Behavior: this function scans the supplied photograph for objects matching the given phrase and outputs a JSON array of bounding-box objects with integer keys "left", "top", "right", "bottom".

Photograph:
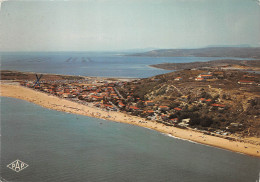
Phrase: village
[{"left": 19, "top": 69, "right": 260, "bottom": 139}]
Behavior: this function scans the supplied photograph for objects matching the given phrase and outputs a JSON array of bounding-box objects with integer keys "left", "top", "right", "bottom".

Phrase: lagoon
[{"left": 0, "top": 52, "right": 249, "bottom": 78}]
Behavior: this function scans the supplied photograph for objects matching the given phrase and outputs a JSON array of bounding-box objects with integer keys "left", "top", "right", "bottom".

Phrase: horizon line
[{"left": 1, "top": 46, "right": 260, "bottom": 53}]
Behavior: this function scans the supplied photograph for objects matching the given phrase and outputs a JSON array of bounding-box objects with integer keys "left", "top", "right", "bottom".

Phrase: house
[
  {"left": 129, "top": 106, "right": 140, "bottom": 110},
  {"left": 174, "top": 107, "right": 182, "bottom": 111},
  {"left": 199, "top": 98, "right": 206, "bottom": 102},
  {"left": 243, "top": 75, "right": 255, "bottom": 78},
  {"left": 146, "top": 110, "right": 154, "bottom": 116},
  {"left": 64, "top": 88, "right": 70, "bottom": 93},
  {"left": 91, "top": 95, "right": 103, "bottom": 101},
  {"left": 108, "top": 83, "right": 115, "bottom": 87},
  {"left": 211, "top": 103, "right": 225, "bottom": 107},
  {"left": 182, "top": 118, "right": 190, "bottom": 123},
  {"left": 159, "top": 106, "right": 170, "bottom": 111},
  {"left": 238, "top": 80, "right": 255, "bottom": 85},
  {"left": 230, "top": 123, "right": 240, "bottom": 127},
  {"left": 198, "top": 74, "right": 213, "bottom": 79},
  {"left": 195, "top": 77, "right": 205, "bottom": 81},
  {"left": 178, "top": 118, "right": 190, "bottom": 127},
  {"left": 104, "top": 104, "right": 117, "bottom": 111},
  {"left": 174, "top": 77, "right": 183, "bottom": 81},
  {"left": 170, "top": 118, "right": 178, "bottom": 123},
  {"left": 145, "top": 101, "right": 155, "bottom": 106},
  {"left": 211, "top": 104, "right": 226, "bottom": 109},
  {"left": 118, "top": 102, "right": 125, "bottom": 108}
]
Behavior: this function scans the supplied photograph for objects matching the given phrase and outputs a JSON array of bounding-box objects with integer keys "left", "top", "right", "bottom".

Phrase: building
[
  {"left": 238, "top": 80, "right": 255, "bottom": 85},
  {"left": 145, "top": 101, "right": 155, "bottom": 106},
  {"left": 118, "top": 102, "right": 125, "bottom": 108},
  {"left": 174, "top": 77, "right": 183, "bottom": 81},
  {"left": 195, "top": 77, "right": 205, "bottom": 81},
  {"left": 159, "top": 106, "right": 170, "bottom": 111},
  {"left": 174, "top": 107, "right": 182, "bottom": 111},
  {"left": 198, "top": 74, "right": 213, "bottom": 79}
]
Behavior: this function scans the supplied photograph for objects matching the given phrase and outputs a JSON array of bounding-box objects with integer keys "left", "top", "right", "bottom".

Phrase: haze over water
[{"left": 1, "top": 97, "right": 260, "bottom": 182}]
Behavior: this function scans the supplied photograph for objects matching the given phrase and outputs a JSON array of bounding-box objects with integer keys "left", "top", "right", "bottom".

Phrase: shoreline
[
  {"left": 1, "top": 69, "right": 139, "bottom": 81},
  {"left": 147, "top": 65, "right": 172, "bottom": 71},
  {"left": 148, "top": 59, "right": 260, "bottom": 71},
  {"left": 1, "top": 82, "right": 260, "bottom": 158}
]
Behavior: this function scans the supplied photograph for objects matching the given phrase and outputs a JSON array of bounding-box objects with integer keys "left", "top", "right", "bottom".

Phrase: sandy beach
[{"left": 1, "top": 82, "right": 260, "bottom": 157}]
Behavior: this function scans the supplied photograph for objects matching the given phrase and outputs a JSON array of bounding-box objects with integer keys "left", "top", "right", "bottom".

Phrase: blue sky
[{"left": 0, "top": 0, "right": 260, "bottom": 51}]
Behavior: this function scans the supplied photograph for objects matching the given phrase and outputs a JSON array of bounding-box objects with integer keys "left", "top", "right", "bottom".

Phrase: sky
[{"left": 0, "top": 0, "right": 260, "bottom": 52}]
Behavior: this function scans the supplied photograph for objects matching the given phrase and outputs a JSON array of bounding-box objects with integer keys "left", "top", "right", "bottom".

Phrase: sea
[
  {"left": 1, "top": 52, "right": 260, "bottom": 182},
  {"left": 1, "top": 97, "right": 260, "bottom": 182},
  {"left": 0, "top": 52, "right": 253, "bottom": 78}
]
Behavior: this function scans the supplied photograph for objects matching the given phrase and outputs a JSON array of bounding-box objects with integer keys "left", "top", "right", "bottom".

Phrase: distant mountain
[
  {"left": 206, "top": 44, "right": 251, "bottom": 48},
  {"left": 128, "top": 47, "right": 260, "bottom": 59},
  {"left": 118, "top": 47, "right": 160, "bottom": 53}
]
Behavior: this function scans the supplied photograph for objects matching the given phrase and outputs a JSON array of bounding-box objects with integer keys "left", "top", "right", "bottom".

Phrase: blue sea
[
  {"left": 0, "top": 52, "right": 249, "bottom": 78},
  {"left": 1, "top": 97, "right": 260, "bottom": 182}
]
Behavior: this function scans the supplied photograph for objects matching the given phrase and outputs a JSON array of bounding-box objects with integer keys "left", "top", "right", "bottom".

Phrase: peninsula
[
  {"left": 129, "top": 47, "right": 260, "bottom": 59},
  {"left": 1, "top": 70, "right": 260, "bottom": 157},
  {"left": 150, "top": 59, "right": 260, "bottom": 71}
]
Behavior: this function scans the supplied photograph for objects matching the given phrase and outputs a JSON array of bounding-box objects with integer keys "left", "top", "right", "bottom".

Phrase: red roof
[
  {"left": 147, "top": 110, "right": 154, "bottom": 113},
  {"left": 159, "top": 106, "right": 169, "bottom": 108},
  {"left": 171, "top": 118, "right": 178, "bottom": 121},
  {"left": 174, "top": 107, "right": 182, "bottom": 111},
  {"left": 118, "top": 102, "right": 125, "bottom": 106},
  {"left": 104, "top": 104, "right": 113, "bottom": 108},
  {"left": 130, "top": 106, "right": 139, "bottom": 110},
  {"left": 211, "top": 104, "right": 226, "bottom": 107},
  {"left": 200, "top": 74, "right": 212, "bottom": 77}
]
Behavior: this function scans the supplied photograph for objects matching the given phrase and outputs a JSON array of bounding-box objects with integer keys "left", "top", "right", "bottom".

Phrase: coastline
[
  {"left": 148, "top": 59, "right": 260, "bottom": 71},
  {"left": 1, "top": 82, "right": 260, "bottom": 157},
  {"left": 1, "top": 69, "right": 138, "bottom": 82},
  {"left": 147, "top": 65, "right": 171, "bottom": 71}
]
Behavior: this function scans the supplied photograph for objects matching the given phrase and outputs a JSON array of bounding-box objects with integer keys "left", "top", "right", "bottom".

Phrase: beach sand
[{"left": 1, "top": 82, "right": 260, "bottom": 157}]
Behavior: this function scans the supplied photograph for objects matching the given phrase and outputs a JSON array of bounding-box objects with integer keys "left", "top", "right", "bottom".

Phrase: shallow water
[{"left": 1, "top": 97, "right": 260, "bottom": 182}]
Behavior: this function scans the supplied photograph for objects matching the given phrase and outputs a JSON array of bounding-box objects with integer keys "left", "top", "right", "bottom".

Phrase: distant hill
[
  {"left": 150, "top": 59, "right": 260, "bottom": 71},
  {"left": 206, "top": 44, "right": 251, "bottom": 48},
  {"left": 129, "top": 47, "right": 260, "bottom": 59}
]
